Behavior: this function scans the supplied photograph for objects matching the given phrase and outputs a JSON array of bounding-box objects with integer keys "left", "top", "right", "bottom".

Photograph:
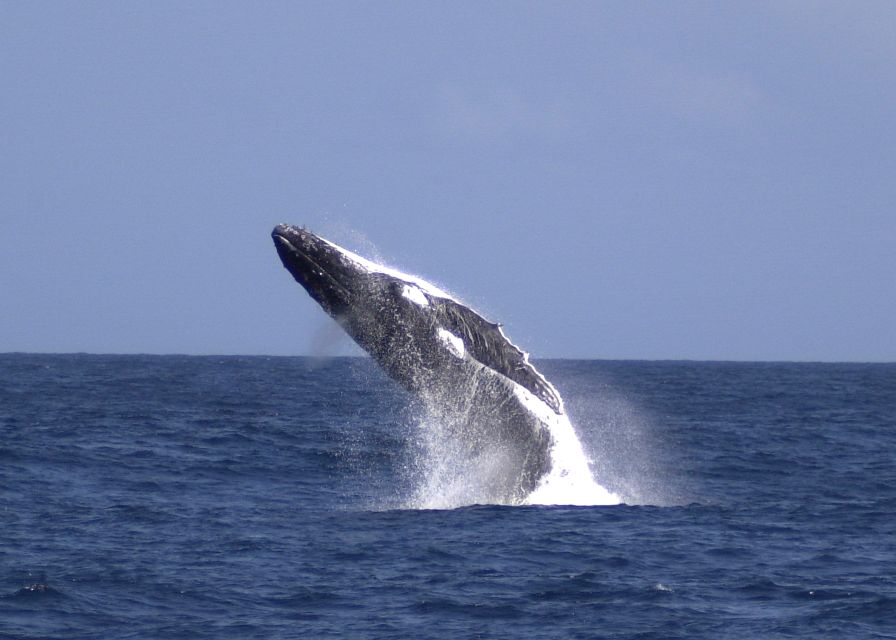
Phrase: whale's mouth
[
  {"left": 272, "top": 232, "right": 298, "bottom": 256},
  {"left": 272, "top": 226, "right": 318, "bottom": 281},
  {"left": 271, "top": 228, "right": 293, "bottom": 246},
  {"left": 272, "top": 224, "right": 311, "bottom": 256}
]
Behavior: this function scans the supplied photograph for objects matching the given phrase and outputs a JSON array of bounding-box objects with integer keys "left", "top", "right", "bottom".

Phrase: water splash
[
  {"left": 568, "top": 380, "right": 687, "bottom": 507},
  {"left": 514, "top": 384, "right": 621, "bottom": 507},
  {"left": 404, "top": 382, "right": 621, "bottom": 509},
  {"left": 405, "top": 387, "right": 526, "bottom": 510},
  {"left": 524, "top": 412, "right": 621, "bottom": 507}
]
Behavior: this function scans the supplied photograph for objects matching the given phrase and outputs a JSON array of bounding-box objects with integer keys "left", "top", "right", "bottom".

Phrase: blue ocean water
[{"left": 1, "top": 354, "right": 894, "bottom": 639}]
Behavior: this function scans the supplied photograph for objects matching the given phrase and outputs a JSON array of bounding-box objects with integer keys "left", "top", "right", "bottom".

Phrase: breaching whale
[{"left": 272, "top": 224, "right": 614, "bottom": 505}]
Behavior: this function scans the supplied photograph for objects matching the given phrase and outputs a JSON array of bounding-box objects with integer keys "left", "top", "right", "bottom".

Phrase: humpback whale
[{"left": 272, "top": 224, "right": 615, "bottom": 505}]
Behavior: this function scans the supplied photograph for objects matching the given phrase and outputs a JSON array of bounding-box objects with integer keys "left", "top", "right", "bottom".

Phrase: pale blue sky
[{"left": 1, "top": 2, "right": 894, "bottom": 361}]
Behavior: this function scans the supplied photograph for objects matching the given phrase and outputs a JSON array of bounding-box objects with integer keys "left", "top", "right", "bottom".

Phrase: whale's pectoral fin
[{"left": 434, "top": 298, "right": 564, "bottom": 415}]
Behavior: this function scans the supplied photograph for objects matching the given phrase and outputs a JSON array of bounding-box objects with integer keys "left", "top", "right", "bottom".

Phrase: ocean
[{"left": 1, "top": 354, "right": 894, "bottom": 639}]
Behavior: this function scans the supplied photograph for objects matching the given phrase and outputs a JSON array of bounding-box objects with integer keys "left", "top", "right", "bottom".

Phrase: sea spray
[
  {"left": 405, "top": 379, "right": 621, "bottom": 509},
  {"left": 514, "top": 383, "right": 620, "bottom": 507},
  {"left": 524, "top": 414, "right": 622, "bottom": 507}
]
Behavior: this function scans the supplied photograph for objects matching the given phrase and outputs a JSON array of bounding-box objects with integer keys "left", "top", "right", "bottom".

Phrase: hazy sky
[{"left": 2, "top": 2, "right": 894, "bottom": 361}]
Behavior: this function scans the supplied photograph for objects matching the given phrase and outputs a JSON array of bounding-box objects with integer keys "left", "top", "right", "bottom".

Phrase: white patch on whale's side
[
  {"left": 402, "top": 284, "right": 429, "bottom": 307},
  {"left": 436, "top": 328, "right": 465, "bottom": 358}
]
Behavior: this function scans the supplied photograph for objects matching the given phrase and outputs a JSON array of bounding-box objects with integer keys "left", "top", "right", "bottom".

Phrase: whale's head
[
  {"left": 272, "top": 224, "right": 445, "bottom": 377},
  {"left": 271, "top": 224, "right": 366, "bottom": 319}
]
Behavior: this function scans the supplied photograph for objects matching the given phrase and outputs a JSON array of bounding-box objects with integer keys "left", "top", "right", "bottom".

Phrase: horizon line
[{"left": 1, "top": 351, "right": 894, "bottom": 365}]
